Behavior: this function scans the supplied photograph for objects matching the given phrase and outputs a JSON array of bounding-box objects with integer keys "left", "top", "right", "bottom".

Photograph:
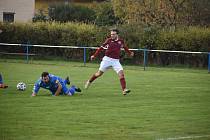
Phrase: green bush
[
  {"left": 116, "top": 24, "right": 160, "bottom": 49},
  {"left": 0, "top": 22, "right": 102, "bottom": 46},
  {"left": 1, "top": 22, "right": 210, "bottom": 53},
  {"left": 156, "top": 27, "right": 210, "bottom": 52},
  {"left": 0, "top": 22, "right": 209, "bottom": 67}
]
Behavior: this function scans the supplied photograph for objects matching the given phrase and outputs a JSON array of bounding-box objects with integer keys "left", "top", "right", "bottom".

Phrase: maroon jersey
[{"left": 93, "top": 38, "right": 132, "bottom": 59}]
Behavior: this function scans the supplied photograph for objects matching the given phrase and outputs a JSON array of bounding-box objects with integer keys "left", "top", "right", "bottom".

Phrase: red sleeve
[
  {"left": 92, "top": 47, "right": 103, "bottom": 57},
  {"left": 123, "top": 43, "right": 132, "bottom": 55},
  {"left": 92, "top": 38, "right": 110, "bottom": 57}
]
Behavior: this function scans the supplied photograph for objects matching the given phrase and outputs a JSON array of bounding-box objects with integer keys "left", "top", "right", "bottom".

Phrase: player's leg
[
  {"left": 113, "top": 61, "right": 130, "bottom": 95},
  {"left": 66, "top": 85, "right": 81, "bottom": 96},
  {"left": 63, "top": 76, "right": 70, "bottom": 85},
  {"left": 85, "top": 58, "right": 110, "bottom": 89},
  {"left": 85, "top": 70, "right": 104, "bottom": 89},
  {"left": 60, "top": 81, "right": 71, "bottom": 95},
  {"left": 50, "top": 83, "right": 64, "bottom": 96},
  {"left": 60, "top": 79, "right": 81, "bottom": 96},
  {"left": 118, "top": 70, "right": 130, "bottom": 95},
  {"left": 0, "top": 74, "right": 8, "bottom": 88},
  {"left": 0, "top": 74, "right": 3, "bottom": 84}
]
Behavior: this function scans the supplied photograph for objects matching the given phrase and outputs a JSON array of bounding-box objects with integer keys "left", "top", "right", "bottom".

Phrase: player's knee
[
  {"left": 95, "top": 71, "right": 103, "bottom": 77},
  {"left": 118, "top": 71, "right": 124, "bottom": 79},
  {"left": 119, "top": 75, "right": 124, "bottom": 79}
]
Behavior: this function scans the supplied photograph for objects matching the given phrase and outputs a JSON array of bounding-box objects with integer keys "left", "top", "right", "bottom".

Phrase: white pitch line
[{"left": 157, "top": 135, "right": 210, "bottom": 140}]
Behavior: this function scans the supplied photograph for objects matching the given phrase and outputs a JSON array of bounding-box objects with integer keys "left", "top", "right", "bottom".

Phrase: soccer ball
[{"left": 17, "top": 82, "right": 26, "bottom": 91}]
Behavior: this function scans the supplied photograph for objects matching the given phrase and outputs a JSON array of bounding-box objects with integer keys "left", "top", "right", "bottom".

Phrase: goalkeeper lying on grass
[{"left": 32, "top": 72, "right": 81, "bottom": 96}]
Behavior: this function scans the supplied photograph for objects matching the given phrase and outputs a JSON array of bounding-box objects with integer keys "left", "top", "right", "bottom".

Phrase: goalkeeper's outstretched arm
[{"left": 31, "top": 82, "right": 40, "bottom": 96}]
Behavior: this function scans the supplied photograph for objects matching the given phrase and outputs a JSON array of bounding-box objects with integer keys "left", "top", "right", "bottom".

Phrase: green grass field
[{"left": 0, "top": 60, "right": 210, "bottom": 140}]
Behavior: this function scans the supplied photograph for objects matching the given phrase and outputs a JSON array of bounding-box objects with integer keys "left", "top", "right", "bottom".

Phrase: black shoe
[
  {"left": 66, "top": 76, "right": 70, "bottom": 85},
  {"left": 75, "top": 87, "right": 81, "bottom": 92}
]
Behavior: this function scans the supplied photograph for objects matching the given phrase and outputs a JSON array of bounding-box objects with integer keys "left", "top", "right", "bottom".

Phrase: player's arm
[
  {"left": 91, "top": 47, "right": 103, "bottom": 60},
  {"left": 31, "top": 82, "right": 40, "bottom": 96},
  {"left": 123, "top": 44, "right": 134, "bottom": 57},
  {"left": 91, "top": 38, "right": 109, "bottom": 60},
  {"left": 54, "top": 82, "right": 62, "bottom": 96}
]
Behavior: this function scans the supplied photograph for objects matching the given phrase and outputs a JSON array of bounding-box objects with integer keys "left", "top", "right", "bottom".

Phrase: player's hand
[
  {"left": 130, "top": 52, "right": 134, "bottom": 57},
  {"left": 90, "top": 55, "right": 95, "bottom": 61},
  {"left": 31, "top": 93, "right": 36, "bottom": 96}
]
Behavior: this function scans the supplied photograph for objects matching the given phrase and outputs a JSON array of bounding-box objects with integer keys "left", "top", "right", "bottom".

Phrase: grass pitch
[{"left": 0, "top": 60, "right": 210, "bottom": 140}]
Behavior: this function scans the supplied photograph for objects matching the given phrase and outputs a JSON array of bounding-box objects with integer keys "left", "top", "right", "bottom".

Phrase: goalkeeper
[{"left": 32, "top": 72, "right": 81, "bottom": 96}]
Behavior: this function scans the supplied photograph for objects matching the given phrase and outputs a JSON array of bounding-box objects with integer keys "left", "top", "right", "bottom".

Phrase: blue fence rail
[
  {"left": 208, "top": 53, "right": 210, "bottom": 73},
  {"left": 0, "top": 43, "right": 209, "bottom": 72}
]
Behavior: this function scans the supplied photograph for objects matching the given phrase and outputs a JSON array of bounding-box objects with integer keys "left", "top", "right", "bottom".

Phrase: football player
[
  {"left": 32, "top": 72, "right": 81, "bottom": 96},
  {"left": 85, "top": 28, "right": 134, "bottom": 95}
]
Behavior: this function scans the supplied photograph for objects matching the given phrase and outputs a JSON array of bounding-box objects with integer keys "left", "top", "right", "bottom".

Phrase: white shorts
[{"left": 99, "top": 56, "right": 123, "bottom": 74}]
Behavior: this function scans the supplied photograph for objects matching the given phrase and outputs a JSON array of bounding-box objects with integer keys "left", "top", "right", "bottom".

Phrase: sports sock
[
  {"left": 0, "top": 74, "right": 3, "bottom": 84},
  {"left": 89, "top": 74, "right": 98, "bottom": 83},
  {"left": 68, "top": 85, "right": 76, "bottom": 95},
  {"left": 120, "top": 78, "right": 126, "bottom": 91}
]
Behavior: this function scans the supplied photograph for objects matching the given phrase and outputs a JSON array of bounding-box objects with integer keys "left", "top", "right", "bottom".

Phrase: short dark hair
[
  {"left": 110, "top": 28, "right": 119, "bottom": 34},
  {"left": 41, "top": 72, "right": 49, "bottom": 78}
]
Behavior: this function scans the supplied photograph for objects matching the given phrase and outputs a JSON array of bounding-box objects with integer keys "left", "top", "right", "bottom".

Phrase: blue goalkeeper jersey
[{"left": 33, "top": 74, "right": 63, "bottom": 94}]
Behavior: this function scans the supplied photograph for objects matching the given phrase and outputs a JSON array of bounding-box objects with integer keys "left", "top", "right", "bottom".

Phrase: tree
[
  {"left": 33, "top": 9, "right": 48, "bottom": 22},
  {"left": 157, "top": 0, "right": 187, "bottom": 30},
  {"left": 183, "top": 0, "right": 210, "bottom": 26},
  {"left": 111, "top": 0, "right": 165, "bottom": 25},
  {"left": 48, "top": 3, "right": 96, "bottom": 23},
  {"left": 94, "top": 1, "right": 120, "bottom": 26}
]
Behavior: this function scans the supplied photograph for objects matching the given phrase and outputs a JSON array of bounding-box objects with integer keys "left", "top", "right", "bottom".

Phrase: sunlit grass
[{"left": 0, "top": 60, "right": 210, "bottom": 140}]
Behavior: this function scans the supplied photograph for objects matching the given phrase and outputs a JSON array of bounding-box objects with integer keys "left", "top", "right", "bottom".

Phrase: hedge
[
  {"left": 0, "top": 22, "right": 210, "bottom": 67},
  {"left": 156, "top": 27, "right": 210, "bottom": 52},
  {"left": 1, "top": 22, "right": 210, "bottom": 52},
  {"left": 0, "top": 22, "right": 105, "bottom": 47}
]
